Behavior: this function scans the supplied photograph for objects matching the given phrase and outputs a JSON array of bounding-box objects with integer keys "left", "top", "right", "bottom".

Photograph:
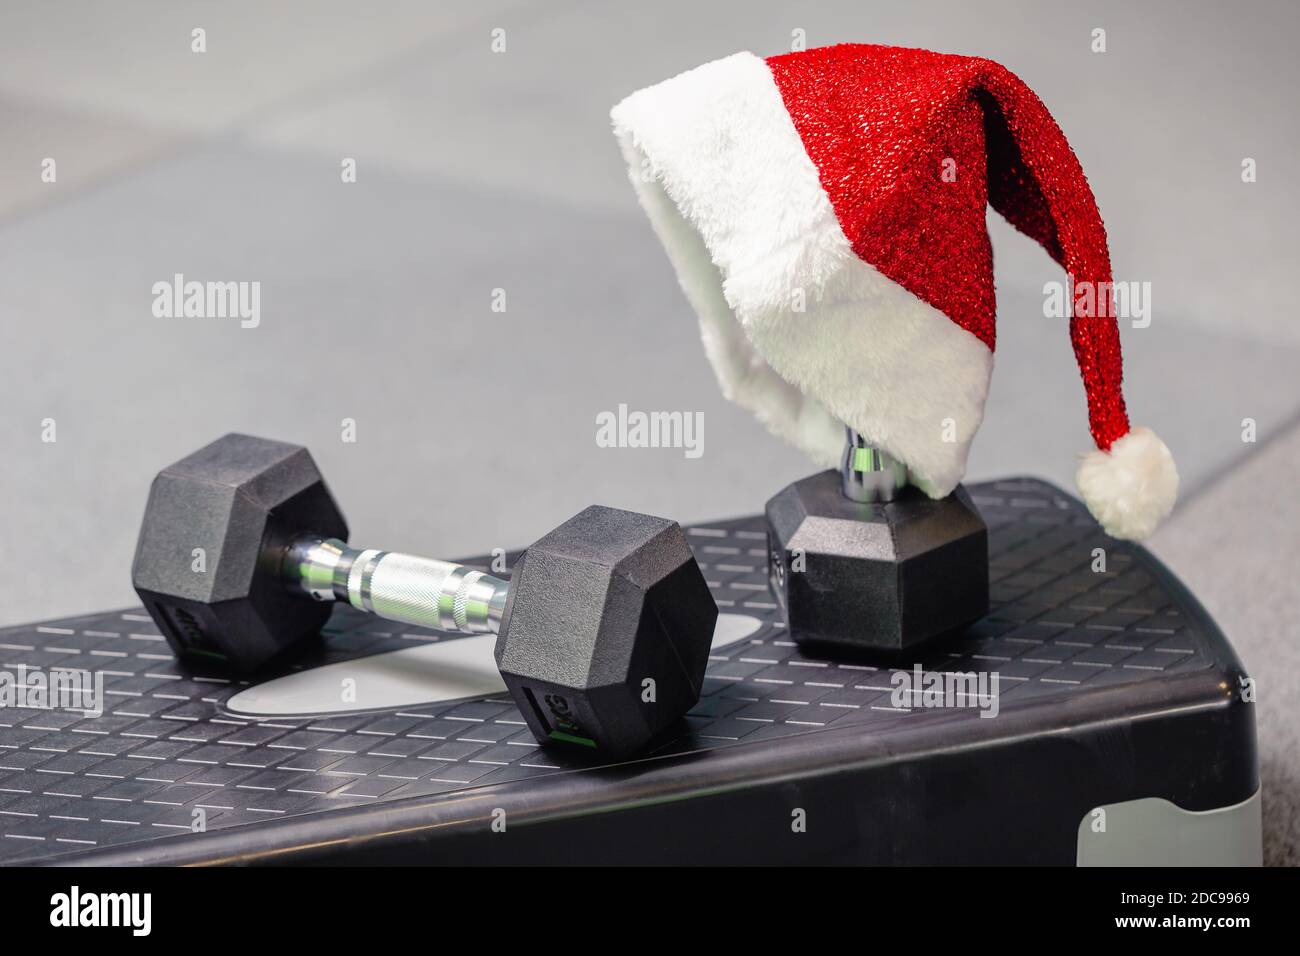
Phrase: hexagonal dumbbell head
[
  {"left": 132, "top": 434, "right": 348, "bottom": 671},
  {"left": 767, "top": 470, "right": 988, "bottom": 656},
  {"left": 495, "top": 506, "right": 717, "bottom": 758}
]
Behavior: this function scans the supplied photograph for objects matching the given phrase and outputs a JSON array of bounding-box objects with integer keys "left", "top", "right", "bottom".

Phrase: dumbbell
[
  {"left": 766, "top": 427, "right": 988, "bottom": 655},
  {"left": 131, "top": 433, "right": 718, "bottom": 757}
]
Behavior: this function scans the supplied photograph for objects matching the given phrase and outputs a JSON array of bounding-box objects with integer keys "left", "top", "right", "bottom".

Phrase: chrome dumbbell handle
[
  {"left": 841, "top": 426, "right": 909, "bottom": 503},
  {"left": 283, "top": 537, "right": 509, "bottom": 635}
]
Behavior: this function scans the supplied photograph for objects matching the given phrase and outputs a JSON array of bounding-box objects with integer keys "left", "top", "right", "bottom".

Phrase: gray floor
[
  {"left": 1, "top": 1, "right": 1296, "bottom": 862},
  {"left": 1148, "top": 420, "right": 1300, "bottom": 868}
]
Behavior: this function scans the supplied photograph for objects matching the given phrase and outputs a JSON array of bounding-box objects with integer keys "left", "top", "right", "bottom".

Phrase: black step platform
[{"left": 0, "top": 479, "right": 1257, "bottom": 865}]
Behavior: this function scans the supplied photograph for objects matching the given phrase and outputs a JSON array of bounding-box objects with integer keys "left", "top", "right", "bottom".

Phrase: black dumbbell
[
  {"left": 766, "top": 427, "right": 988, "bottom": 656},
  {"left": 131, "top": 433, "right": 718, "bottom": 757}
]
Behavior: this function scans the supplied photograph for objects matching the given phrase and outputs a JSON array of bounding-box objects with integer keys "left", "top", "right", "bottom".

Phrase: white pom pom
[{"left": 1076, "top": 426, "right": 1179, "bottom": 541}]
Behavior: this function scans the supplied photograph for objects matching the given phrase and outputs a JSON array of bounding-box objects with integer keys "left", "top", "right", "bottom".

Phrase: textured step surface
[{"left": 0, "top": 479, "right": 1239, "bottom": 864}]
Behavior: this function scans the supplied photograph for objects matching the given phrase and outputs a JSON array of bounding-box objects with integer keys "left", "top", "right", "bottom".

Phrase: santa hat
[{"left": 611, "top": 44, "right": 1178, "bottom": 541}]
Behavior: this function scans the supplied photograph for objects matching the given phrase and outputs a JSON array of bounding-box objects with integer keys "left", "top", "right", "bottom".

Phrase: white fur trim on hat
[
  {"left": 610, "top": 52, "right": 992, "bottom": 497},
  {"left": 1075, "top": 426, "right": 1178, "bottom": 541}
]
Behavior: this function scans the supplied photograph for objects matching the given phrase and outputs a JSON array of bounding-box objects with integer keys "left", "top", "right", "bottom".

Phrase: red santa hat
[{"left": 611, "top": 44, "right": 1178, "bottom": 541}]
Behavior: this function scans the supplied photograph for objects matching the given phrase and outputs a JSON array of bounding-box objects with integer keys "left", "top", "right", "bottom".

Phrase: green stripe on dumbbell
[
  {"left": 549, "top": 730, "right": 598, "bottom": 748},
  {"left": 852, "top": 446, "right": 880, "bottom": 472}
]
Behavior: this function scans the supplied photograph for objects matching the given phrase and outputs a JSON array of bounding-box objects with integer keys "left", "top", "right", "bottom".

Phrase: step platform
[{"left": 0, "top": 479, "right": 1259, "bottom": 865}]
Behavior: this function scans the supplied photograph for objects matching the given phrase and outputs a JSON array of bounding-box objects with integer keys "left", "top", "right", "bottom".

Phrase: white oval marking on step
[{"left": 224, "top": 613, "right": 763, "bottom": 719}]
